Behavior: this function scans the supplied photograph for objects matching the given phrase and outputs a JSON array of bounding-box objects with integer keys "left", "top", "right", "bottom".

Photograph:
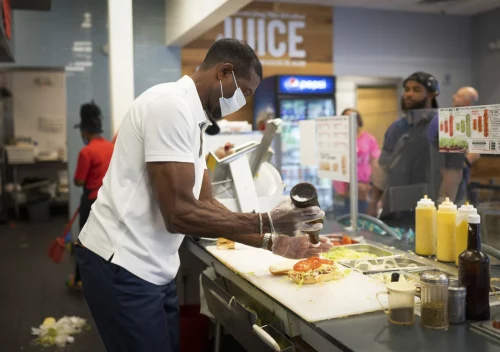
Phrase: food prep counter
[{"left": 184, "top": 220, "right": 500, "bottom": 352}]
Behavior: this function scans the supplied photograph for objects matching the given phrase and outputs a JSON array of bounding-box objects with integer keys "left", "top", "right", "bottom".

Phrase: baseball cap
[{"left": 404, "top": 72, "right": 440, "bottom": 108}]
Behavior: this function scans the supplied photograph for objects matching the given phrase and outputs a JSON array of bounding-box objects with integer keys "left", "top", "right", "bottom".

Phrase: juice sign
[{"left": 216, "top": 11, "right": 307, "bottom": 67}]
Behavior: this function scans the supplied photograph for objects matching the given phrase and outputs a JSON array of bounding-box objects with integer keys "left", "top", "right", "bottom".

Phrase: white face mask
[{"left": 219, "top": 71, "right": 246, "bottom": 117}]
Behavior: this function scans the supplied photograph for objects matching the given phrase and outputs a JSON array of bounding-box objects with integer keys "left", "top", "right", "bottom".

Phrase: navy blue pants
[{"left": 75, "top": 244, "right": 180, "bottom": 352}]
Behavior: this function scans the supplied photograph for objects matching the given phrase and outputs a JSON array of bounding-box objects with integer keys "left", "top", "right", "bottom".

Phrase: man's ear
[{"left": 217, "top": 63, "right": 234, "bottom": 80}]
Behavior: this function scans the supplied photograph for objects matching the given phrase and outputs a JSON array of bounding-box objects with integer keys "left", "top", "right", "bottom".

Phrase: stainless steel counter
[{"left": 185, "top": 221, "right": 500, "bottom": 352}]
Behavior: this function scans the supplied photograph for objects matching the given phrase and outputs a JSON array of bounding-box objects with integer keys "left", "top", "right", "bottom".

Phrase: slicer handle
[{"left": 252, "top": 324, "right": 281, "bottom": 351}]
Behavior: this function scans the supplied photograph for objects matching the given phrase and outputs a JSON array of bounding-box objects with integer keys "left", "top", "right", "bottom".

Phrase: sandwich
[
  {"left": 287, "top": 257, "right": 342, "bottom": 285},
  {"left": 269, "top": 259, "right": 297, "bottom": 276},
  {"left": 217, "top": 238, "right": 235, "bottom": 250}
]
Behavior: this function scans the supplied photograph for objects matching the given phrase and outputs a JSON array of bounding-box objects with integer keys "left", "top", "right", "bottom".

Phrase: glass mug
[{"left": 376, "top": 282, "right": 417, "bottom": 325}]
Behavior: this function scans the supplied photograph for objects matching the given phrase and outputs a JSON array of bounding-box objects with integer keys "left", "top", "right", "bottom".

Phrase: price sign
[{"left": 316, "top": 116, "right": 350, "bottom": 182}]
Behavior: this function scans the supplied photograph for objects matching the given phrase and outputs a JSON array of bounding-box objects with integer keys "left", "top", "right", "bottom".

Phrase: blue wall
[
  {"left": 333, "top": 7, "right": 473, "bottom": 107},
  {"left": 133, "top": 0, "right": 181, "bottom": 97},
  {"left": 9, "top": 0, "right": 181, "bottom": 235},
  {"left": 471, "top": 7, "right": 500, "bottom": 105}
]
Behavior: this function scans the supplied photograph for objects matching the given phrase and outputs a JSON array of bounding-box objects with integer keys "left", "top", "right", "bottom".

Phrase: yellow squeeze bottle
[
  {"left": 415, "top": 195, "right": 436, "bottom": 256},
  {"left": 436, "top": 197, "right": 457, "bottom": 262},
  {"left": 455, "top": 202, "right": 477, "bottom": 265}
]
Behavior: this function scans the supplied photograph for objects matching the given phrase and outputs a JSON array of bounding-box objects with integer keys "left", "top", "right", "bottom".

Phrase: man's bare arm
[
  {"left": 466, "top": 153, "right": 480, "bottom": 165},
  {"left": 439, "top": 168, "right": 462, "bottom": 201},
  {"left": 368, "top": 160, "right": 386, "bottom": 216},
  {"left": 199, "top": 170, "right": 232, "bottom": 213},
  {"left": 148, "top": 162, "right": 271, "bottom": 240}
]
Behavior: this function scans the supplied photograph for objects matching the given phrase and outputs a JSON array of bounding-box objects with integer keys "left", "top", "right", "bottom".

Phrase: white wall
[
  {"left": 11, "top": 70, "right": 67, "bottom": 155},
  {"left": 333, "top": 7, "right": 473, "bottom": 108}
]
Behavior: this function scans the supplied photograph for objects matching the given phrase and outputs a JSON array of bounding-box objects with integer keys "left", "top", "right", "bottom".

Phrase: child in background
[{"left": 333, "top": 108, "right": 380, "bottom": 215}]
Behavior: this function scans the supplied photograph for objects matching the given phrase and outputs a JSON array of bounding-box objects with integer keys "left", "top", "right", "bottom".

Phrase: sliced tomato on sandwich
[
  {"left": 308, "top": 256, "right": 333, "bottom": 265},
  {"left": 293, "top": 259, "right": 321, "bottom": 272}
]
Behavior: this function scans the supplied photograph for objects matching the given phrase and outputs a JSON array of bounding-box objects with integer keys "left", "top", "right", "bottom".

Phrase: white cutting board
[{"left": 206, "top": 243, "right": 390, "bottom": 322}]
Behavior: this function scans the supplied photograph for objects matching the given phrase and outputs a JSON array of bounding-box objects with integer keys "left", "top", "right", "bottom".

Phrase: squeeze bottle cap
[
  {"left": 458, "top": 202, "right": 477, "bottom": 216},
  {"left": 417, "top": 195, "right": 435, "bottom": 207},
  {"left": 438, "top": 197, "right": 457, "bottom": 211},
  {"left": 468, "top": 213, "right": 480, "bottom": 224}
]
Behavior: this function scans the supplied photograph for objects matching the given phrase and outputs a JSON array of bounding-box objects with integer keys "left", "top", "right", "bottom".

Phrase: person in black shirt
[{"left": 369, "top": 72, "right": 464, "bottom": 227}]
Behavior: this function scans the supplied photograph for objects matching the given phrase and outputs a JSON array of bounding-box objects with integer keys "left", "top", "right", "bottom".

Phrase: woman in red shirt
[{"left": 68, "top": 102, "right": 114, "bottom": 290}]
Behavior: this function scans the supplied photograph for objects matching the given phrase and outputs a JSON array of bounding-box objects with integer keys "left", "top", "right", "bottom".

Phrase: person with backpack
[{"left": 369, "top": 72, "right": 465, "bottom": 228}]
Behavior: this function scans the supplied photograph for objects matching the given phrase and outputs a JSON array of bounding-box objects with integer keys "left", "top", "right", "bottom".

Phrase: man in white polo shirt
[{"left": 75, "top": 39, "right": 330, "bottom": 352}]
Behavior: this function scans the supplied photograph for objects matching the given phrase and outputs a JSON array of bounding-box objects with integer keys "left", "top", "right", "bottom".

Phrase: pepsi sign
[{"left": 278, "top": 75, "right": 334, "bottom": 95}]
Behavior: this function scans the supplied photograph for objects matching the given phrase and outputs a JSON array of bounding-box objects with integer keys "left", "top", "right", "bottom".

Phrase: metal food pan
[
  {"left": 337, "top": 244, "right": 397, "bottom": 258},
  {"left": 338, "top": 257, "right": 433, "bottom": 274},
  {"left": 367, "top": 271, "right": 421, "bottom": 285}
]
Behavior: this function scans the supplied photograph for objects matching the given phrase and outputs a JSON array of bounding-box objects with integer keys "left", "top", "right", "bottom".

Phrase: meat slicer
[{"left": 207, "top": 119, "right": 286, "bottom": 213}]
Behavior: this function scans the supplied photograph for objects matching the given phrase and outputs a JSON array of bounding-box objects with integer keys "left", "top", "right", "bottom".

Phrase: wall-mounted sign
[
  {"left": 316, "top": 116, "right": 350, "bottom": 182},
  {"left": 439, "top": 104, "right": 500, "bottom": 154},
  {"left": 216, "top": 11, "right": 307, "bottom": 68},
  {"left": 278, "top": 75, "right": 335, "bottom": 95},
  {"left": 182, "top": 2, "right": 333, "bottom": 123},
  {"left": 183, "top": 2, "right": 333, "bottom": 78}
]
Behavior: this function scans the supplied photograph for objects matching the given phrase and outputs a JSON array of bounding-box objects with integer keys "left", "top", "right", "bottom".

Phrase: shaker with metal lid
[
  {"left": 448, "top": 282, "right": 466, "bottom": 324},
  {"left": 420, "top": 270, "right": 450, "bottom": 329},
  {"left": 290, "top": 183, "right": 323, "bottom": 245}
]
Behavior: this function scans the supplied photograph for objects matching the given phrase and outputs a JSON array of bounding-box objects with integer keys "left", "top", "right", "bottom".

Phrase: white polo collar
[{"left": 178, "top": 75, "right": 207, "bottom": 125}]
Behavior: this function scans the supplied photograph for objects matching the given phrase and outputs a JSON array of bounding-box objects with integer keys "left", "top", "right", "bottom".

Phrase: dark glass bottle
[
  {"left": 458, "top": 214, "right": 490, "bottom": 321},
  {"left": 290, "top": 183, "right": 323, "bottom": 245}
]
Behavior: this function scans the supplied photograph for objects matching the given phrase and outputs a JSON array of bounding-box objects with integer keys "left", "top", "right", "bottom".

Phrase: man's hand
[
  {"left": 214, "top": 143, "right": 235, "bottom": 159},
  {"left": 271, "top": 235, "right": 332, "bottom": 259},
  {"left": 269, "top": 198, "right": 324, "bottom": 236}
]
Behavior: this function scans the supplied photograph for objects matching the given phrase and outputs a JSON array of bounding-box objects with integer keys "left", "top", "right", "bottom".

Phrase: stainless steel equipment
[
  {"left": 331, "top": 244, "right": 396, "bottom": 258},
  {"left": 202, "top": 272, "right": 295, "bottom": 352},
  {"left": 448, "top": 283, "right": 466, "bottom": 324},
  {"left": 339, "top": 257, "right": 432, "bottom": 274}
]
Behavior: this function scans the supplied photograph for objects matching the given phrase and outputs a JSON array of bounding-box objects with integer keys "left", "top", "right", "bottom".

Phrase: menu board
[
  {"left": 316, "top": 116, "right": 350, "bottom": 182},
  {"left": 439, "top": 104, "right": 500, "bottom": 154}
]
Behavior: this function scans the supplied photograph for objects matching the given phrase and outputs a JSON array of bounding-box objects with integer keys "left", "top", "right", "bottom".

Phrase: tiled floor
[
  {"left": 0, "top": 215, "right": 244, "bottom": 352},
  {"left": 0, "top": 216, "right": 105, "bottom": 351}
]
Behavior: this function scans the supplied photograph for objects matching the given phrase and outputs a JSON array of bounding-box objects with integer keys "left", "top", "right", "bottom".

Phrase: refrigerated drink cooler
[{"left": 253, "top": 75, "right": 336, "bottom": 211}]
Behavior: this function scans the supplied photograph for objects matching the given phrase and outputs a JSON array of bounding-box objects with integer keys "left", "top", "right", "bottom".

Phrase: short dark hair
[
  {"left": 341, "top": 108, "right": 363, "bottom": 128},
  {"left": 199, "top": 38, "right": 262, "bottom": 80},
  {"left": 80, "top": 101, "right": 101, "bottom": 119},
  {"left": 78, "top": 101, "right": 102, "bottom": 133}
]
